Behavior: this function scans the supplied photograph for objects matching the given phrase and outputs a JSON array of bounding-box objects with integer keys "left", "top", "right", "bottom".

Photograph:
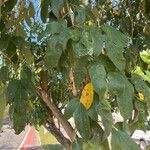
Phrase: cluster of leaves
[{"left": 0, "top": 0, "right": 150, "bottom": 149}]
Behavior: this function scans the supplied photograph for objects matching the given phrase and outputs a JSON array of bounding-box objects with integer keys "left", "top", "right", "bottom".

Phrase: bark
[
  {"left": 44, "top": 116, "right": 72, "bottom": 150},
  {"left": 38, "top": 89, "right": 76, "bottom": 142},
  {"left": 37, "top": 70, "right": 76, "bottom": 145},
  {"left": 69, "top": 68, "right": 77, "bottom": 96}
]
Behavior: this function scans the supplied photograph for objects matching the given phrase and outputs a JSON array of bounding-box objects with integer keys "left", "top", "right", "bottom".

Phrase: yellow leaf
[
  {"left": 138, "top": 92, "right": 144, "bottom": 101},
  {"left": 80, "top": 82, "right": 94, "bottom": 109}
]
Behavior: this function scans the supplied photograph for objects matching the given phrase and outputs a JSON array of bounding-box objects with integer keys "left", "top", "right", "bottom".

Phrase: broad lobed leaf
[
  {"left": 108, "top": 72, "right": 134, "bottom": 120},
  {"left": 96, "top": 99, "right": 113, "bottom": 138},
  {"left": 89, "top": 63, "right": 107, "bottom": 99},
  {"left": 111, "top": 127, "right": 140, "bottom": 150},
  {"left": 64, "top": 98, "right": 79, "bottom": 120},
  {"left": 74, "top": 103, "right": 91, "bottom": 141}
]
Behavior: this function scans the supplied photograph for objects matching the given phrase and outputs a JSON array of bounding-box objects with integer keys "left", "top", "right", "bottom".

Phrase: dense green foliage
[{"left": 0, "top": 0, "right": 150, "bottom": 149}]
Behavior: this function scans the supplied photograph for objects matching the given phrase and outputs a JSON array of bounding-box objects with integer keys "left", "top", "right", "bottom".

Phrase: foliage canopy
[{"left": 0, "top": 0, "right": 150, "bottom": 149}]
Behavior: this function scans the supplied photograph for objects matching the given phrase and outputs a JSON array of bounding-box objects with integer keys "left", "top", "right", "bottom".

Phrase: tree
[{"left": 0, "top": 0, "right": 150, "bottom": 149}]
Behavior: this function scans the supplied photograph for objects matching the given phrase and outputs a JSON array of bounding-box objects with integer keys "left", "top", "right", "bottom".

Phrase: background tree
[{"left": 0, "top": 0, "right": 150, "bottom": 149}]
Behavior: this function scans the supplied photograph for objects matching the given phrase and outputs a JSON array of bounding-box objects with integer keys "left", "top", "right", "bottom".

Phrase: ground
[{"left": 0, "top": 119, "right": 63, "bottom": 150}]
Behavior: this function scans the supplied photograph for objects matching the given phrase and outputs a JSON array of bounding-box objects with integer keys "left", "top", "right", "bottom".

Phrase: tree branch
[
  {"left": 44, "top": 116, "right": 71, "bottom": 150},
  {"left": 38, "top": 89, "right": 76, "bottom": 142}
]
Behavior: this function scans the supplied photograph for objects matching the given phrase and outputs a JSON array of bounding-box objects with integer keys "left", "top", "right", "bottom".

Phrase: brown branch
[
  {"left": 44, "top": 116, "right": 71, "bottom": 150},
  {"left": 37, "top": 89, "right": 76, "bottom": 142},
  {"left": 37, "top": 70, "right": 76, "bottom": 142},
  {"left": 40, "top": 71, "right": 49, "bottom": 92},
  {"left": 69, "top": 68, "right": 77, "bottom": 96}
]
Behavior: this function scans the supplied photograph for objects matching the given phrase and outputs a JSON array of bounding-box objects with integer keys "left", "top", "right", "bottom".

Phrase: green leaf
[
  {"left": 95, "top": 0, "right": 106, "bottom": 5},
  {"left": 108, "top": 72, "right": 125, "bottom": 95},
  {"left": 64, "top": 98, "right": 79, "bottom": 120},
  {"left": 101, "top": 25, "right": 128, "bottom": 71},
  {"left": 108, "top": 72, "right": 134, "bottom": 120},
  {"left": 6, "top": 79, "right": 28, "bottom": 134},
  {"left": 45, "top": 39, "right": 63, "bottom": 68},
  {"left": 0, "top": 66, "right": 9, "bottom": 83},
  {"left": 96, "top": 55, "right": 116, "bottom": 72},
  {"left": 70, "top": 27, "right": 104, "bottom": 57},
  {"left": 72, "top": 42, "right": 89, "bottom": 57},
  {"left": 6, "top": 41, "right": 18, "bottom": 63},
  {"left": 0, "top": 34, "right": 10, "bottom": 50},
  {"left": 46, "top": 21, "right": 64, "bottom": 34},
  {"left": 101, "top": 25, "right": 128, "bottom": 48},
  {"left": 20, "top": 66, "right": 32, "bottom": 80},
  {"left": 69, "top": 28, "right": 81, "bottom": 42},
  {"left": 86, "top": 137, "right": 110, "bottom": 150},
  {"left": 14, "top": 81, "right": 28, "bottom": 103},
  {"left": 135, "top": 99, "right": 147, "bottom": 112},
  {"left": 7, "top": 80, "right": 20, "bottom": 104},
  {"left": 21, "top": 43, "right": 34, "bottom": 65},
  {"left": 91, "top": 28, "right": 104, "bottom": 56},
  {"left": 71, "top": 28, "right": 98, "bottom": 57},
  {"left": 96, "top": 99, "right": 113, "bottom": 137},
  {"left": 74, "top": 103, "right": 91, "bottom": 141},
  {"left": 89, "top": 63, "right": 107, "bottom": 98},
  {"left": 20, "top": 66, "right": 35, "bottom": 93},
  {"left": 131, "top": 74, "right": 150, "bottom": 106},
  {"left": 1, "top": 0, "right": 17, "bottom": 13},
  {"left": 7, "top": 79, "right": 29, "bottom": 103},
  {"left": 75, "top": 5, "right": 86, "bottom": 25},
  {"left": 72, "top": 133, "right": 110, "bottom": 150},
  {"left": 41, "top": 0, "right": 51, "bottom": 23},
  {"left": 46, "top": 21, "right": 69, "bottom": 43},
  {"left": 45, "top": 21, "right": 69, "bottom": 46},
  {"left": 87, "top": 106, "right": 98, "bottom": 121},
  {"left": 11, "top": 79, "right": 28, "bottom": 134},
  {"left": 80, "top": 31, "right": 93, "bottom": 55},
  {"left": 13, "top": 102, "right": 27, "bottom": 134},
  {"left": 73, "top": 58, "right": 88, "bottom": 88},
  {"left": 90, "top": 120, "right": 109, "bottom": 145},
  {"left": 117, "top": 88, "right": 133, "bottom": 120},
  {"left": 45, "top": 21, "right": 69, "bottom": 68},
  {"left": 72, "top": 138, "right": 84, "bottom": 150},
  {"left": 111, "top": 127, "right": 140, "bottom": 150},
  {"left": 51, "top": 0, "right": 64, "bottom": 18},
  {"left": 106, "top": 42, "right": 126, "bottom": 72}
]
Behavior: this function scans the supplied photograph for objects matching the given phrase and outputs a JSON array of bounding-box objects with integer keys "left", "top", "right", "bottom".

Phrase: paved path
[
  {"left": 0, "top": 124, "right": 42, "bottom": 150},
  {"left": 0, "top": 125, "right": 28, "bottom": 150},
  {"left": 19, "top": 126, "right": 42, "bottom": 150}
]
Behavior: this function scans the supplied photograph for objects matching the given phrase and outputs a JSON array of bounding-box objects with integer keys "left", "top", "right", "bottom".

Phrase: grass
[{"left": 38, "top": 126, "right": 64, "bottom": 150}]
